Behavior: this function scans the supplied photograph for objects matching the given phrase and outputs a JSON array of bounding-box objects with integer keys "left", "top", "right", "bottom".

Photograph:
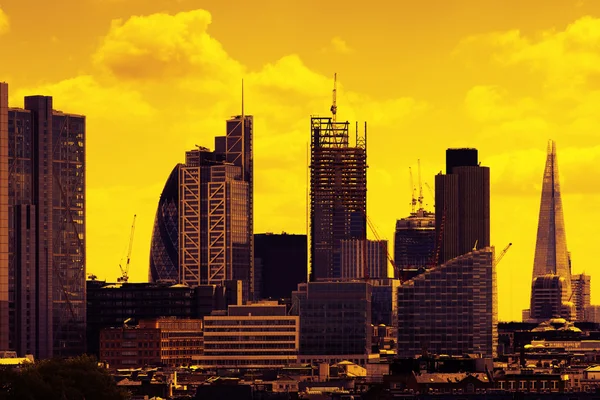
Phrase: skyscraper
[
  {"left": 435, "top": 148, "right": 490, "bottom": 265},
  {"left": 0, "top": 83, "right": 86, "bottom": 358},
  {"left": 394, "top": 208, "right": 435, "bottom": 271},
  {"left": 397, "top": 248, "right": 497, "bottom": 358},
  {"left": 0, "top": 83, "right": 9, "bottom": 351},
  {"left": 572, "top": 273, "right": 591, "bottom": 321},
  {"left": 149, "top": 112, "right": 253, "bottom": 300},
  {"left": 528, "top": 141, "right": 573, "bottom": 322},
  {"left": 339, "top": 239, "right": 388, "bottom": 279},
  {"left": 310, "top": 107, "right": 367, "bottom": 279}
]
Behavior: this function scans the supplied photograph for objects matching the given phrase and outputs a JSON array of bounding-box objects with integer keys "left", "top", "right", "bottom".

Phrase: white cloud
[
  {"left": 0, "top": 8, "right": 9, "bottom": 36},
  {"left": 322, "top": 36, "right": 354, "bottom": 54}
]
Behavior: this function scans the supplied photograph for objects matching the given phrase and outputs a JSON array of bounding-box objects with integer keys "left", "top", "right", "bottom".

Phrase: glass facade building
[
  {"left": 397, "top": 248, "right": 497, "bottom": 359},
  {"left": 529, "top": 141, "right": 572, "bottom": 321},
  {"left": 394, "top": 209, "right": 435, "bottom": 271},
  {"left": 339, "top": 239, "right": 388, "bottom": 279},
  {"left": 0, "top": 83, "right": 86, "bottom": 358}
]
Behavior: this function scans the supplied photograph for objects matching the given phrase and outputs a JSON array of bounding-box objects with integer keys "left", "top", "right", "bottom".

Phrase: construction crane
[
  {"left": 417, "top": 159, "right": 424, "bottom": 210},
  {"left": 330, "top": 73, "right": 337, "bottom": 123},
  {"left": 409, "top": 167, "right": 417, "bottom": 213},
  {"left": 424, "top": 182, "right": 435, "bottom": 209},
  {"left": 118, "top": 214, "right": 137, "bottom": 283},
  {"left": 432, "top": 207, "right": 447, "bottom": 267},
  {"left": 494, "top": 242, "right": 512, "bottom": 267},
  {"left": 363, "top": 212, "right": 399, "bottom": 279}
]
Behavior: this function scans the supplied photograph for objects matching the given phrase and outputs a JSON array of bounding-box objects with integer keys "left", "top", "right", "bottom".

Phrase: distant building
[
  {"left": 0, "top": 83, "right": 86, "bottom": 358},
  {"left": 529, "top": 141, "right": 573, "bottom": 322},
  {"left": 254, "top": 233, "right": 307, "bottom": 300},
  {"left": 435, "top": 148, "right": 490, "bottom": 265},
  {"left": 585, "top": 305, "right": 600, "bottom": 323},
  {"left": 99, "top": 318, "right": 203, "bottom": 368},
  {"left": 193, "top": 302, "right": 299, "bottom": 369},
  {"left": 340, "top": 239, "right": 388, "bottom": 279},
  {"left": 86, "top": 280, "right": 240, "bottom": 357},
  {"left": 371, "top": 278, "right": 400, "bottom": 352},
  {"left": 149, "top": 114, "right": 254, "bottom": 301},
  {"left": 394, "top": 209, "right": 435, "bottom": 271},
  {"left": 397, "top": 248, "right": 497, "bottom": 358},
  {"left": 295, "top": 281, "right": 372, "bottom": 364},
  {"left": 310, "top": 113, "right": 367, "bottom": 281},
  {"left": 572, "top": 273, "right": 591, "bottom": 321}
]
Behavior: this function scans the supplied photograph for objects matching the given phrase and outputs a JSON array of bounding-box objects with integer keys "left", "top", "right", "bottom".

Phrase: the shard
[{"left": 528, "top": 140, "right": 573, "bottom": 321}]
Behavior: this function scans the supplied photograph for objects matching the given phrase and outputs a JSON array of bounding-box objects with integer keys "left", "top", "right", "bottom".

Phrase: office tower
[
  {"left": 254, "top": 233, "right": 307, "bottom": 300},
  {"left": 529, "top": 275, "right": 573, "bottom": 321},
  {"left": 149, "top": 106, "right": 253, "bottom": 299},
  {"left": 397, "top": 248, "right": 497, "bottom": 358},
  {"left": 339, "top": 239, "right": 388, "bottom": 279},
  {"left": 2, "top": 84, "right": 86, "bottom": 358},
  {"left": 394, "top": 209, "right": 435, "bottom": 270},
  {"left": 310, "top": 111, "right": 367, "bottom": 280},
  {"left": 148, "top": 165, "right": 180, "bottom": 283},
  {"left": 435, "top": 148, "right": 490, "bottom": 265},
  {"left": 528, "top": 141, "right": 572, "bottom": 322},
  {"left": 572, "top": 274, "right": 591, "bottom": 321},
  {"left": 295, "top": 281, "right": 372, "bottom": 360},
  {"left": 0, "top": 83, "right": 8, "bottom": 351}
]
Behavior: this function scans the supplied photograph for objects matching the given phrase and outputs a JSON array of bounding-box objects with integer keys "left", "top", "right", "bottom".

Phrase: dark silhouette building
[
  {"left": 149, "top": 165, "right": 180, "bottom": 283},
  {"left": 0, "top": 83, "right": 8, "bottom": 352},
  {"left": 309, "top": 111, "right": 367, "bottom": 281},
  {"left": 0, "top": 83, "right": 86, "bottom": 359},
  {"left": 435, "top": 148, "right": 490, "bottom": 265},
  {"left": 86, "top": 279, "right": 241, "bottom": 357},
  {"left": 394, "top": 209, "right": 435, "bottom": 271},
  {"left": 527, "top": 141, "right": 573, "bottom": 322},
  {"left": 149, "top": 111, "right": 254, "bottom": 300},
  {"left": 254, "top": 233, "right": 307, "bottom": 300}
]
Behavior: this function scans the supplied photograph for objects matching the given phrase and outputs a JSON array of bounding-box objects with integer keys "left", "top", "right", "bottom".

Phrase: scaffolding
[{"left": 310, "top": 117, "right": 367, "bottom": 280}]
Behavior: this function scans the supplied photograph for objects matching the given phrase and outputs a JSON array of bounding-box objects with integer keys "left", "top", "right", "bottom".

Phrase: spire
[{"left": 532, "top": 140, "right": 571, "bottom": 297}]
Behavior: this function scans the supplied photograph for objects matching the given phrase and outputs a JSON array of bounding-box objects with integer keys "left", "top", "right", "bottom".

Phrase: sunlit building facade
[
  {"left": 0, "top": 83, "right": 86, "bottom": 358},
  {"left": 397, "top": 248, "right": 497, "bottom": 359},
  {"left": 572, "top": 273, "right": 591, "bottom": 321},
  {"left": 340, "top": 239, "right": 388, "bottom": 279}
]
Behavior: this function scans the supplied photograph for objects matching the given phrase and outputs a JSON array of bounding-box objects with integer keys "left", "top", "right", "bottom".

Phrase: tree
[{"left": 0, "top": 355, "right": 129, "bottom": 400}]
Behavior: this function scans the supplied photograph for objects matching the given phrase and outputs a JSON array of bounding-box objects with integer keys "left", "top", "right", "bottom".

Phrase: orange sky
[{"left": 1, "top": 0, "right": 600, "bottom": 321}]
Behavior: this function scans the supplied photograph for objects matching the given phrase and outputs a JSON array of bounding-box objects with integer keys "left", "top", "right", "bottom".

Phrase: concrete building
[
  {"left": 528, "top": 141, "right": 573, "bottom": 322},
  {"left": 340, "top": 239, "right": 388, "bottom": 279},
  {"left": 0, "top": 83, "right": 86, "bottom": 358},
  {"left": 194, "top": 302, "right": 299, "bottom": 369},
  {"left": 99, "top": 318, "right": 203, "bottom": 368},
  {"left": 254, "top": 233, "right": 307, "bottom": 300},
  {"left": 397, "top": 248, "right": 497, "bottom": 358},
  {"left": 394, "top": 209, "right": 435, "bottom": 271},
  {"left": 149, "top": 113, "right": 254, "bottom": 300},
  {"left": 572, "top": 273, "right": 591, "bottom": 321},
  {"left": 294, "top": 281, "right": 372, "bottom": 363},
  {"left": 434, "top": 148, "right": 490, "bottom": 265}
]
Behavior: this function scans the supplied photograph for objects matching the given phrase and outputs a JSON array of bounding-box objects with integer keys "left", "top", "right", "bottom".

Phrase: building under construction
[{"left": 310, "top": 74, "right": 367, "bottom": 281}]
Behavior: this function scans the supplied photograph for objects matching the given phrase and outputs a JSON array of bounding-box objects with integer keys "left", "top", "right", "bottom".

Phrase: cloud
[
  {"left": 0, "top": 8, "right": 9, "bottom": 36},
  {"left": 11, "top": 8, "right": 426, "bottom": 286},
  {"left": 322, "top": 36, "right": 354, "bottom": 54}
]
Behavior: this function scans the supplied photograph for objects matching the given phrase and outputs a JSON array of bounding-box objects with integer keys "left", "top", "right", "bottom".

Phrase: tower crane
[
  {"left": 330, "top": 73, "right": 337, "bottom": 123},
  {"left": 118, "top": 214, "right": 137, "bottom": 283},
  {"left": 424, "top": 182, "right": 435, "bottom": 209},
  {"left": 363, "top": 212, "right": 399, "bottom": 279},
  {"left": 409, "top": 167, "right": 417, "bottom": 213},
  {"left": 417, "top": 159, "right": 424, "bottom": 210},
  {"left": 494, "top": 242, "right": 512, "bottom": 267}
]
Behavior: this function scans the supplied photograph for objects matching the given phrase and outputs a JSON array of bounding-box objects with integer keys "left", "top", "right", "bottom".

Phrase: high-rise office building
[
  {"left": 149, "top": 112, "right": 253, "bottom": 300},
  {"left": 528, "top": 141, "right": 573, "bottom": 322},
  {"left": 339, "top": 239, "right": 388, "bottom": 279},
  {"left": 0, "top": 83, "right": 9, "bottom": 352},
  {"left": 394, "top": 209, "right": 435, "bottom": 271},
  {"left": 435, "top": 148, "right": 490, "bottom": 265},
  {"left": 0, "top": 83, "right": 86, "bottom": 358},
  {"left": 397, "top": 248, "right": 497, "bottom": 358},
  {"left": 149, "top": 165, "right": 180, "bottom": 283},
  {"left": 572, "top": 273, "right": 591, "bottom": 321},
  {"left": 309, "top": 114, "right": 367, "bottom": 281},
  {"left": 254, "top": 233, "right": 307, "bottom": 300}
]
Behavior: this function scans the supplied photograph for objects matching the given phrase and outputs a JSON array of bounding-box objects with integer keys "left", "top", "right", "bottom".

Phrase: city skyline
[{"left": 2, "top": 1, "right": 600, "bottom": 321}]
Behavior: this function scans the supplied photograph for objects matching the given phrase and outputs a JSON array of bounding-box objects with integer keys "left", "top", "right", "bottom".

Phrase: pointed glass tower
[{"left": 528, "top": 140, "right": 573, "bottom": 321}]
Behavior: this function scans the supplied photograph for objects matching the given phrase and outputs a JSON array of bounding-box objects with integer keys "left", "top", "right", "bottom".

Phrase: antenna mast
[{"left": 330, "top": 73, "right": 337, "bottom": 123}]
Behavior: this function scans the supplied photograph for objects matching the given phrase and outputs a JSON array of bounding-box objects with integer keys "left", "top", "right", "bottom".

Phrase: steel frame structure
[
  {"left": 207, "top": 181, "right": 227, "bottom": 283},
  {"left": 309, "top": 116, "right": 367, "bottom": 280},
  {"left": 179, "top": 166, "right": 202, "bottom": 286}
]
